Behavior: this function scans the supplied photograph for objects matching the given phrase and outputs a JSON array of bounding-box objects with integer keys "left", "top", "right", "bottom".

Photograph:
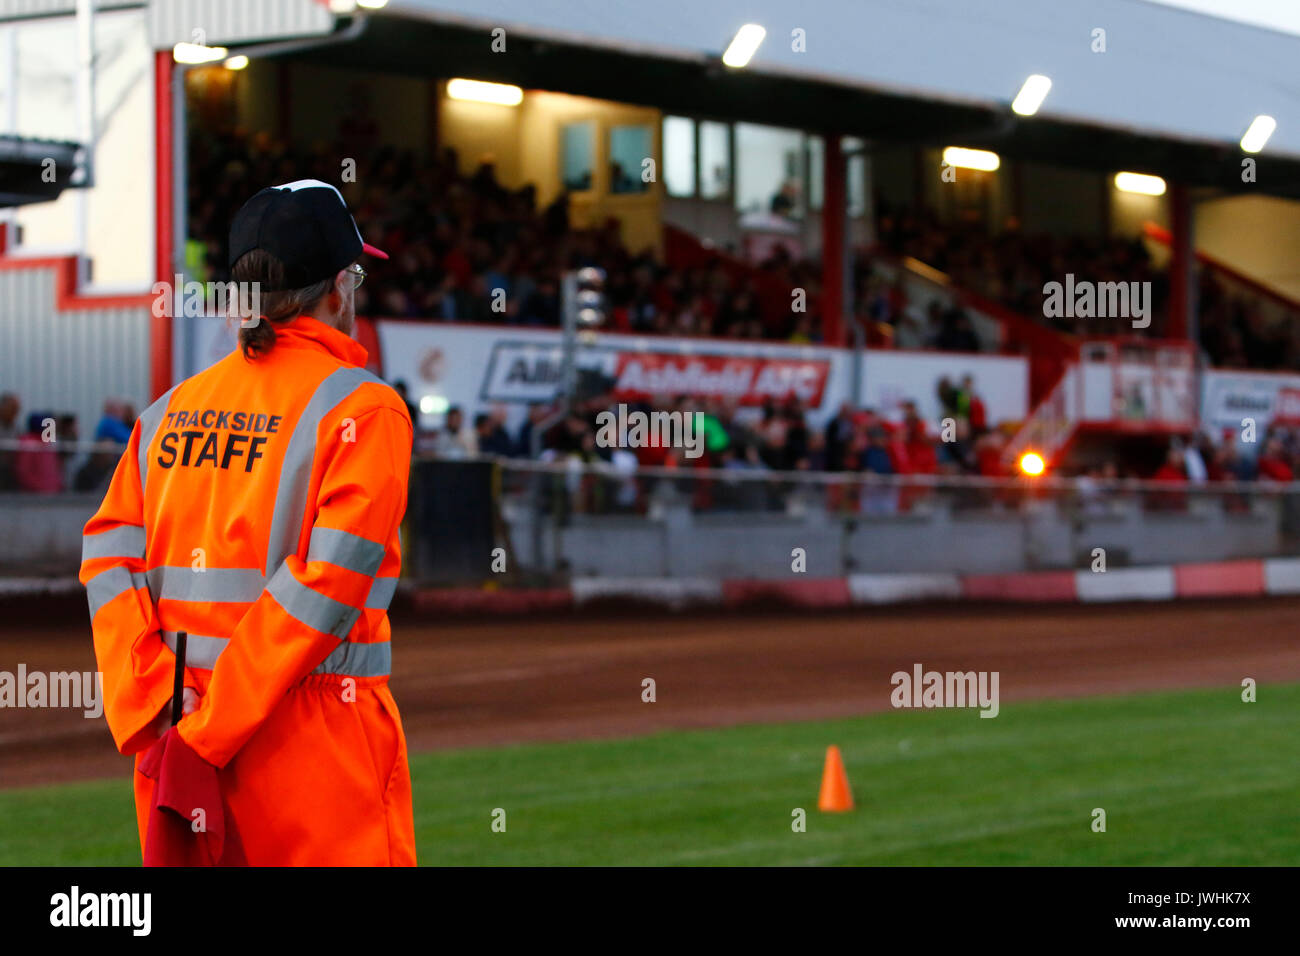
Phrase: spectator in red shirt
[
  {"left": 1152, "top": 448, "right": 1187, "bottom": 482},
  {"left": 1148, "top": 446, "right": 1187, "bottom": 510},
  {"left": 975, "top": 431, "right": 1006, "bottom": 477},
  {"left": 1257, "top": 438, "right": 1294, "bottom": 482},
  {"left": 897, "top": 418, "right": 937, "bottom": 511},
  {"left": 884, "top": 422, "right": 912, "bottom": 475},
  {"left": 904, "top": 421, "right": 938, "bottom": 474},
  {"left": 15, "top": 412, "right": 63, "bottom": 494},
  {"left": 442, "top": 242, "right": 473, "bottom": 289}
]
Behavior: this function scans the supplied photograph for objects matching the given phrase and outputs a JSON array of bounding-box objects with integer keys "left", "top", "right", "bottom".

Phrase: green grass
[{"left": 2, "top": 684, "right": 1298, "bottom": 865}]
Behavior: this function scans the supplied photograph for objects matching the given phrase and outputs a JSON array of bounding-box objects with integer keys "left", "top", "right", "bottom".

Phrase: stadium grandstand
[
  {"left": 3, "top": 0, "right": 1300, "bottom": 583},
  {"left": 8, "top": 0, "right": 1300, "bottom": 895}
]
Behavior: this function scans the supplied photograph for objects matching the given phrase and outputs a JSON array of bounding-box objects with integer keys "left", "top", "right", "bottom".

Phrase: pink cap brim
[{"left": 362, "top": 241, "right": 389, "bottom": 260}]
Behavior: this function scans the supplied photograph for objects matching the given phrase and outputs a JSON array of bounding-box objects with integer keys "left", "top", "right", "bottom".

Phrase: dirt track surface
[{"left": 4, "top": 597, "right": 1300, "bottom": 788}]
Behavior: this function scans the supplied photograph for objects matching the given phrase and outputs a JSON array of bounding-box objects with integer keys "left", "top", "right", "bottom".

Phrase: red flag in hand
[{"left": 137, "top": 727, "right": 241, "bottom": 866}]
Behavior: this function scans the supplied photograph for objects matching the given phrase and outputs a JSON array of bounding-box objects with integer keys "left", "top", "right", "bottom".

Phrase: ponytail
[{"left": 231, "top": 250, "right": 333, "bottom": 360}]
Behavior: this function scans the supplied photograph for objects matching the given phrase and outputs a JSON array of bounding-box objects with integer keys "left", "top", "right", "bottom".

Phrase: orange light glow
[{"left": 1019, "top": 452, "right": 1046, "bottom": 477}]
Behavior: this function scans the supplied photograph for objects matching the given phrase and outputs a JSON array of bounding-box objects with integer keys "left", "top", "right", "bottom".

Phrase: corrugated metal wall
[
  {"left": 146, "top": 0, "right": 332, "bottom": 48},
  {"left": 0, "top": 0, "right": 139, "bottom": 20},
  {"left": 0, "top": 0, "right": 79, "bottom": 17},
  {"left": 0, "top": 264, "right": 150, "bottom": 434},
  {"left": 2, "top": 1, "right": 332, "bottom": 45}
]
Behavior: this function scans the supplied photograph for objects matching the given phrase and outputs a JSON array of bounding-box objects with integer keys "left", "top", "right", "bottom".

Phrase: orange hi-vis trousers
[
  {"left": 81, "top": 316, "right": 416, "bottom": 865},
  {"left": 131, "top": 671, "right": 415, "bottom": 866}
]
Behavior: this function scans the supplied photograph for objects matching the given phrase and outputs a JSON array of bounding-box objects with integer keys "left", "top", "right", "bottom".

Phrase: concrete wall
[
  {"left": 0, "top": 493, "right": 96, "bottom": 574},
  {"left": 2, "top": 484, "right": 1284, "bottom": 580},
  {"left": 1196, "top": 194, "right": 1300, "bottom": 301},
  {"left": 502, "top": 490, "right": 1283, "bottom": 579}
]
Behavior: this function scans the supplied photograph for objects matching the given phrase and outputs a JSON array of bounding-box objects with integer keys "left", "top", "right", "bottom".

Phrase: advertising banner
[
  {"left": 1201, "top": 369, "right": 1300, "bottom": 435},
  {"left": 374, "top": 321, "right": 1030, "bottom": 432}
]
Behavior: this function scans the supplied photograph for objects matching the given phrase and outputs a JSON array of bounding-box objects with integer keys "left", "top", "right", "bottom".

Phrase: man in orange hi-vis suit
[{"left": 79, "top": 180, "right": 416, "bottom": 865}]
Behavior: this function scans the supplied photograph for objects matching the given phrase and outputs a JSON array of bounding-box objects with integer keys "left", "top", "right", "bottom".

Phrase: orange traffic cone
[{"left": 817, "top": 745, "right": 854, "bottom": 812}]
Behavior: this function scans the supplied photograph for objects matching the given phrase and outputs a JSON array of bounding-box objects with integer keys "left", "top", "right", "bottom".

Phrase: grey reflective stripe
[
  {"left": 161, "top": 630, "right": 386, "bottom": 677},
  {"left": 266, "top": 564, "right": 360, "bottom": 638},
  {"left": 312, "top": 640, "right": 391, "bottom": 677},
  {"left": 146, "top": 567, "right": 266, "bottom": 603},
  {"left": 264, "top": 366, "right": 386, "bottom": 576},
  {"left": 85, "top": 567, "right": 148, "bottom": 618},
  {"left": 162, "top": 630, "right": 228, "bottom": 670},
  {"left": 137, "top": 384, "right": 179, "bottom": 494},
  {"left": 307, "top": 526, "right": 385, "bottom": 576},
  {"left": 82, "top": 525, "right": 145, "bottom": 562},
  {"left": 365, "top": 576, "right": 398, "bottom": 610}
]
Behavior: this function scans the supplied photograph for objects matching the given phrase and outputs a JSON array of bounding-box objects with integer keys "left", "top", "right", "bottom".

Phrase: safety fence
[
  {"left": 490, "top": 456, "right": 1291, "bottom": 518},
  {"left": 7, "top": 445, "right": 1299, "bottom": 584},
  {"left": 404, "top": 456, "right": 1300, "bottom": 584}
]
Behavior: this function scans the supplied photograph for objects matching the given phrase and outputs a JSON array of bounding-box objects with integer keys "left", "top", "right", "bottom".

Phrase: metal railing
[
  {"left": 399, "top": 455, "right": 1300, "bottom": 583},
  {"left": 9, "top": 442, "right": 1298, "bottom": 582},
  {"left": 0, "top": 438, "right": 128, "bottom": 494},
  {"left": 485, "top": 455, "right": 1298, "bottom": 518}
]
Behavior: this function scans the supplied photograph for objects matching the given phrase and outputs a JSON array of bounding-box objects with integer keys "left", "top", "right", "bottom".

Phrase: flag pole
[{"left": 170, "top": 631, "right": 187, "bottom": 726}]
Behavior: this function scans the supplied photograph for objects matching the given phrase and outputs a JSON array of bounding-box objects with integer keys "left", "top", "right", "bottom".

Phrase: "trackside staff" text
[{"left": 155, "top": 409, "right": 281, "bottom": 473}]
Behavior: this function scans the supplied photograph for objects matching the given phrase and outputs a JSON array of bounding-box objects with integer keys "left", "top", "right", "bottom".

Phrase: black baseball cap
[{"left": 228, "top": 179, "right": 388, "bottom": 290}]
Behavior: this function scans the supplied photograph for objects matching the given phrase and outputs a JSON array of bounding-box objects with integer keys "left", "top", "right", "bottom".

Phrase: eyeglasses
[{"left": 346, "top": 263, "right": 367, "bottom": 289}]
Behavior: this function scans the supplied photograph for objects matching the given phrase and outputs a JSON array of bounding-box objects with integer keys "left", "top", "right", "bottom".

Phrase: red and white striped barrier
[
  {"left": 15, "top": 558, "right": 1300, "bottom": 615},
  {"left": 403, "top": 556, "right": 1300, "bottom": 614}
]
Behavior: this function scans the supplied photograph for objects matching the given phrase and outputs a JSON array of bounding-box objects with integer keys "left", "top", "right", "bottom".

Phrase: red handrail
[{"left": 1142, "top": 221, "right": 1300, "bottom": 311}]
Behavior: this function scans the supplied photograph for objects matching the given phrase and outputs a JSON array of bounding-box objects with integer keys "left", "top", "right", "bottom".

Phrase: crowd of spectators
[
  {"left": 872, "top": 204, "right": 1169, "bottom": 337},
  {"left": 1195, "top": 270, "right": 1300, "bottom": 370},
  {"left": 10, "top": 124, "right": 1297, "bottom": 496},
  {"left": 188, "top": 131, "right": 1300, "bottom": 370},
  {"left": 7, "top": 375, "right": 1300, "bottom": 520},
  {"left": 869, "top": 203, "right": 1300, "bottom": 370},
  {"left": 406, "top": 376, "right": 994, "bottom": 474},
  {"left": 1069, "top": 425, "right": 1300, "bottom": 516},
  {"left": 0, "top": 392, "right": 136, "bottom": 494},
  {"left": 189, "top": 130, "right": 805, "bottom": 341},
  {"left": 396, "top": 362, "right": 1300, "bottom": 517},
  {"left": 414, "top": 376, "right": 1015, "bottom": 516},
  {"left": 1124, "top": 426, "right": 1299, "bottom": 486}
]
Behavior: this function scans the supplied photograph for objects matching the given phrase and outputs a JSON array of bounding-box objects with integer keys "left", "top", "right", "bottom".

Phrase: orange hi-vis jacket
[{"left": 79, "top": 315, "right": 416, "bottom": 866}]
